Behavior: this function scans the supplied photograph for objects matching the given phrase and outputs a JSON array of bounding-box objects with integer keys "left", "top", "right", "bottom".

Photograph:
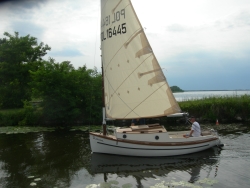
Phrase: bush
[
  {"left": 0, "top": 109, "right": 25, "bottom": 126},
  {"left": 17, "top": 101, "right": 42, "bottom": 126},
  {"left": 0, "top": 101, "right": 42, "bottom": 126}
]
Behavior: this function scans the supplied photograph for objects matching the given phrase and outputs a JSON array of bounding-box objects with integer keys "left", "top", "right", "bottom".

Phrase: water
[
  {"left": 0, "top": 127, "right": 249, "bottom": 188},
  {"left": 173, "top": 90, "right": 250, "bottom": 101}
]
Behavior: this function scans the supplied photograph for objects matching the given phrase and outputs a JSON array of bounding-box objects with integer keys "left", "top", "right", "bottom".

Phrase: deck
[{"left": 116, "top": 123, "right": 167, "bottom": 134}]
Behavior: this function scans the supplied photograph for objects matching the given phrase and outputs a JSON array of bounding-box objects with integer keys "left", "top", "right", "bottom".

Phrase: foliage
[
  {"left": 30, "top": 59, "right": 102, "bottom": 125},
  {"left": 18, "top": 101, "right": 42, "bottom": 126},
  {"left": 84, "top": 67, "right": 102, "bottom": 125},
  {"left": 0, "top": 32, "right": 51, "bottom": 109},
  {"left": 179, "top": 95, "right": 250, "bottom": 122},
  {"left": 0, "top": 108, "right": 25, "bottom": 126},
  {"left": 0, "top": 101, "right": 41, "bottom": 126},
  {"left": 170, "top": 85, "right": 184, "bottom": 93},
  {"left": 0, "top": 31, "right": 102, "bottom": 126}
]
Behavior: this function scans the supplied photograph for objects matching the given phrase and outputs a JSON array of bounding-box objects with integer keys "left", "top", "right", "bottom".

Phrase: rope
[{"left": 88, "top": 3, "right": 100, "bottom": 132}]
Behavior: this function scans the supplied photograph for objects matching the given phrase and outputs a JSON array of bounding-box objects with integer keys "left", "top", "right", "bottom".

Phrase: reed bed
[
  {"left": 179, "top": 94, "right": 250, "bottom": 122},
  {"left": 1, "top": 95, "right": 250, "bottom": 126}
]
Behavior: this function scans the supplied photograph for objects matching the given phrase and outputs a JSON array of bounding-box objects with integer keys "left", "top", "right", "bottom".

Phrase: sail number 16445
[{"left": 101, "top": 23, "right": 126, "bottom": 41}]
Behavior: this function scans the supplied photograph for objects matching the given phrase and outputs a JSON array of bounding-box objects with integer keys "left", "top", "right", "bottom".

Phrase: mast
[{"left": 101, "top": 60, "right": 106, "bottom": 135}]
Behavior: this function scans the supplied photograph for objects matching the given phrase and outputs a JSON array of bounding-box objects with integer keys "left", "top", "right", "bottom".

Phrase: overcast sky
[{"left": 1, "top": 0, "right": 250, "bottom": 90}]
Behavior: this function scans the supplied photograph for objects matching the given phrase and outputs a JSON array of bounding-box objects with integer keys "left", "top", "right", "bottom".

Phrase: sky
[{"left": 0, "top": 0, "right": 250, "bottom": 90}]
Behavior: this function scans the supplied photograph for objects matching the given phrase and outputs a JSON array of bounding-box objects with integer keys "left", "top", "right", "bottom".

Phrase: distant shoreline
[{"left": 184, "top": 89, "right": 250, "bottom": 92}]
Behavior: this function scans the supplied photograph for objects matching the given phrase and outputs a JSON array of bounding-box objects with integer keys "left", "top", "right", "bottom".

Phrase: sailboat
[{"left": 89, "top": 0, "right": 222, "bottom": 157}]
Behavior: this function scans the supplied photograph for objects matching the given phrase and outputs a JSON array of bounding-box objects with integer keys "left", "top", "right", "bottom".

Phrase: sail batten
[{"left": 101, "top": 0, "right": 181, "bottom": 119}]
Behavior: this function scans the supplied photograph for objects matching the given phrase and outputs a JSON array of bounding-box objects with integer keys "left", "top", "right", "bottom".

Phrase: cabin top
[{"left": 116, "top": 123, "right": 166, "bottom": 133}]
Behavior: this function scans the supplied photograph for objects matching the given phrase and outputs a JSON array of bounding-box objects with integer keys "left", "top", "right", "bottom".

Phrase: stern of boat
[{"left": 202, "top": 129, "right": 223, "bottom": 147}]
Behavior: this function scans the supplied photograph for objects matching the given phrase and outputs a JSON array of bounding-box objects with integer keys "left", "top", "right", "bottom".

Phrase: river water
[
  {"left": 173, "top": 90, "right": 250, "bottom": 101},
  {"left": 0, "top": 126, "right": 249, "bottom": 188},
  {"left": 0, "top": 91, "right": 250, "bottom": 187}
]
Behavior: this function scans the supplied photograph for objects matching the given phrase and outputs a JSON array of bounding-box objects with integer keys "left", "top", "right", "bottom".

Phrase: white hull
[{"left": 89, "top": 125, "right": 221, "bottom": 157}]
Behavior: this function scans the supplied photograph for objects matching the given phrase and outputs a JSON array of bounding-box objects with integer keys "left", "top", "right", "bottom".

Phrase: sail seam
[
  {"left": 105, "top": 54, "right": 153, "bottom": 118},
  {"left": 123, "top": 82, "right": 168, "bottom": 118},
  {"left": 124, "top": 29, "right": 143, "bottom": 49},
  {"left": 112, "top": 0, "right": 122, "bottom": 13},
  {"left": 103, "top": 28, "right": 142, "bottom": 72}
]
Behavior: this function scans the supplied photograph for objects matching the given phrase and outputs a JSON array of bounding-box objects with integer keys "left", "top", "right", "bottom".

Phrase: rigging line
[
  {"left": 88, "top": 1, "right": 100, "bottom": 128},
  {"left": 101, "top": 0, "right": 108, "bottom": 13},
  {"left": 93, "top": 3, "right": 100, "bottom": 70}
]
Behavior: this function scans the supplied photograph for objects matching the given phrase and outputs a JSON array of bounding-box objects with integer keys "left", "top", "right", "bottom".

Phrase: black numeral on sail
[
  {"left": 101, "top": 31, "right": 106, "bottom": 41},
  {"left": 107, "top": 23, "right": 126, "bottom": 38},
  {"left": 101, "top": 23, "right": 127, "bottom": 41}
]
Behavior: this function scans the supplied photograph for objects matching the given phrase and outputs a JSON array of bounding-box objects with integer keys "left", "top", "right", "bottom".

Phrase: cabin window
[
  {"left": 123, "top": 134, "right": 127, "bottom": 139},
  {"left": 155, "top": 136, "right": 159, "bottom": 140}
]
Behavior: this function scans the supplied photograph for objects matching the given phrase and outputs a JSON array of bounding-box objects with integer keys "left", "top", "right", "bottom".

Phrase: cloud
[
  {"left": 0, "top": 0, "right": 48, "bottom": 10},
  {"left": 0, "top": 0, "right": 100, "bottom": 70},
  {"left": 167, "top": 24, "right": 189, "bottom": 32},
  {"left": 49, "top": 47, "right": 83, "bottom": 57},
  {"left": 1, "top": 0, "right": 250, "bottom": 90},
  {"left": 0, "top": 0, "right": 48, "bottom": 39},
  {"left": 11, "top": 20, "right": 44, "bottom": 39},
  {"left": 212, "top": 10, "right": 250, "bottom": 32}
]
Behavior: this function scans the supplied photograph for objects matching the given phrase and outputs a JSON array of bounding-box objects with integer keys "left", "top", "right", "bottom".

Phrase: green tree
[
  {"left": 30, "top": 59, "right": 102, "bottom": 125},
  {"left": 85, "top": 67, "right": 102, "bottom": 124},
  {"left": 0, "top": 32, "right": 51, "bottom": 109},
  {"left": 170, "top": 85, "right": 184, "bottom": 93}
]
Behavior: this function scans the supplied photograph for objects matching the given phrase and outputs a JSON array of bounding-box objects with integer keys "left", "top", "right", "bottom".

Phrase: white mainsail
[{"left": 101, "top": 0, "right": 181, "bottom": 119}]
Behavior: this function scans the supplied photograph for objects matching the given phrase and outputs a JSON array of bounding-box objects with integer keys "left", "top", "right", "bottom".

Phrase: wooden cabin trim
[{"left": 116, "top": 128, "right": 167, "bottom": 134}]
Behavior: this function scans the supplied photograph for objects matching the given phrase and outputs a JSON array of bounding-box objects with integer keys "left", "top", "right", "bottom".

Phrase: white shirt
[{"left": 191, "top": 121, "right": 201, "bottom": 137}]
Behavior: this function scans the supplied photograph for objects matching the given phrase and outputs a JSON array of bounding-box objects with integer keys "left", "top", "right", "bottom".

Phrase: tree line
[
  {"left": 0, "top": 31, "right": 186, "bottom": 127},
  {"left": 170, "top": 86, "right": 184, "bottom": 93},
  {"left": 0, "top": 32, "right": 102, "bottom": 126}
]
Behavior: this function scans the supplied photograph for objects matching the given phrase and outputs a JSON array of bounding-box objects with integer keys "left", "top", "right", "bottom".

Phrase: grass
[
  {"left": 179, "top": 94, "right": 250, "bottom": 122},
  {"left": 0, "top": 108, "right": 24, "bottom": 113}
]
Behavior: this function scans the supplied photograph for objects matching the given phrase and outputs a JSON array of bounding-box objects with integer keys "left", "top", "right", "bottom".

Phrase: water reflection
[
  {"left": 90, "top": 148, "right": 221, "bottom": 186},
  {"left": 0, "top": 131, "right": 91, "bottom": 188},
  {"left": 188, "top": 165, "right": 200, "bottom": 183},
  {"left": 2, "top": 128, "right": 248, "bottom": 188}
]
